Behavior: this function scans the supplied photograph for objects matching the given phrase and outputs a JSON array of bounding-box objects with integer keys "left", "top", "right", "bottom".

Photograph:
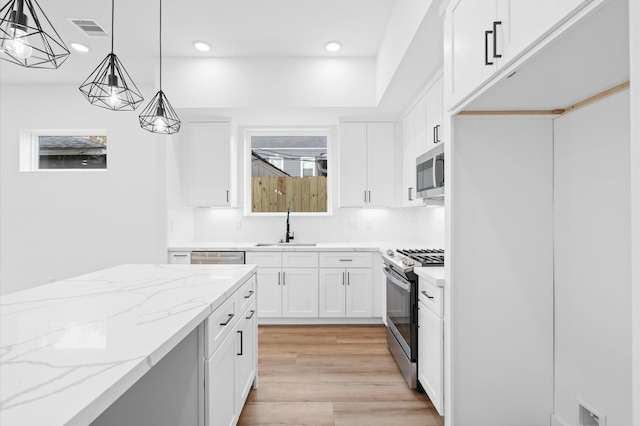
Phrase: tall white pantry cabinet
[{"left": 443, "top": 0, "right": 636, "bottom": 425}]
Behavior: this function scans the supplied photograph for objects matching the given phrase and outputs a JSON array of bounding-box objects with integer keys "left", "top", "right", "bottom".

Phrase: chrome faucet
[{"left": 285, "top": 207, "right": 294, "bottom": 243}]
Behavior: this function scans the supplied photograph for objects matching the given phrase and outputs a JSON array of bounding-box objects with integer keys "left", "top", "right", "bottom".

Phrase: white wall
[
  {"left": 0, "top": 85, "right": 167, "bottom": 295},
  {"left": 163, "top": 57, "right": 376, "bottom": 109},
  {"left": 553, "top": 91, "right": 632, "bottom": 426},
  {"left": 451, "top": 116, "right": 554, "bottom": 425},
  {"left": 376, "top": 0, "right": 435, "bottom": 103},
  {"left": 629, "top": 0, "right": 640, "bottom": 424},
  {"left": 188, "top": 207, "right": 443, "bottom": 247}
]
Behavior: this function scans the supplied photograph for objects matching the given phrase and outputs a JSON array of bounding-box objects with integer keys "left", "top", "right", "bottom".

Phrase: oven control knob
[{"left": 386, "top": 249, "right": 394, "bottom": 257}]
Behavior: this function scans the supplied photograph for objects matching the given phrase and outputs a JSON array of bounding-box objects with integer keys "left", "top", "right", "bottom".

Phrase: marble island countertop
[
  {"left": 0, "top": 264, "right": 256, "bottom": 426},
  {"left": 414, "top": 267, "right": 446, "bottom": 287}
]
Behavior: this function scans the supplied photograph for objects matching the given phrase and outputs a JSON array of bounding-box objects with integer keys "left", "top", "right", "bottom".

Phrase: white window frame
[
  {"left": 20, "top": 129, "right": 108, "bottom": 172},
  {"left": 244, "top": 127, "right": 333, "bottom": 216},
  {"left": 300, "top": 157, "right": 316, "bottom": 177}
]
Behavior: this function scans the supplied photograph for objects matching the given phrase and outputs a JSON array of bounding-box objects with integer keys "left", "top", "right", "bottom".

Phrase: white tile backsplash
[{"left": 174, "top": 206, "right": 444, "bottom": 247}]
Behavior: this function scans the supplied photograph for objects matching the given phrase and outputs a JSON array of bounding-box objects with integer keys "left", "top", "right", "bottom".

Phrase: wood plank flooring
[{"left": 238, "top": 325, "right": 444, "bottom": 426}]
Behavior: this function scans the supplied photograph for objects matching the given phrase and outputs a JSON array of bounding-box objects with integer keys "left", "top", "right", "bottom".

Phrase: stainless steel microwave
[{"left": 416, "top": 145, "right": 444, "bottom": 199}]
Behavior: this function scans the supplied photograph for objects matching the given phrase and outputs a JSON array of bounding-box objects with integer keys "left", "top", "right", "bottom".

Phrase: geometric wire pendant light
[
  {"left": 0, "top": 0, "right": 70, "bottom": 68},
  {"left": 79, "top": 0, "right": 143, "bottom": 111},
  {"left": 139, "top": 0, "right": 180, "bottom": 134}
]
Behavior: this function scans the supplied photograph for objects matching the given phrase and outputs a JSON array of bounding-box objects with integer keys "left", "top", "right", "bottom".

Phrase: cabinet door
[
  {"left": 206, "top": 330, "right": 237, "bottom": 426},
  {"left": 319, "top": 268, "right": 346, "bottom": 317},
  {"left": 499, "top": 0, "right": 586, "bottom": 62},
  {"left": 255, "top": 268, "right": 282, "bottom": 317},
  {"left": 366, "top": 123, "right": 395, "bottom": 207},
  {"left": 235, "top": 302, "right": 257, "bottom": 410},
  {"left": 447, "top": 0, "right": 497, "bottom": 107},
  {"left": 339, "top": 123, "right": 368, "bottom": 207},
  {"left": 414, "top": 97, "right": 427, "bottom": 157},
  {"left": 418, "top": 302, "right": 444, "bottom": 416},
  {"left": 185, "top": 122, "right": 232, "bottom": 207},
  {"left": 345, "top": 268, "right": 373, "bottom": 317},
  {"left": 281, "top": 268, "right": 319, "bottom": 317},
  {"left": 425, "top": 76, "right": 444, "bottom": 150},
  {"left": 402, "top": 109, "right": 420, "bottom": 206}
]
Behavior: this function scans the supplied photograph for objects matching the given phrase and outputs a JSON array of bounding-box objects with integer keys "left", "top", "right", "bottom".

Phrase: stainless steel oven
[{"left": 384, "top": 265, "right": 418, "bottom": 388}]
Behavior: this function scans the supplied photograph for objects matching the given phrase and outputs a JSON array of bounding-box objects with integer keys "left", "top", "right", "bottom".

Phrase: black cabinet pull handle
[
  {"left": 364, "top": 190, "right": 367, "bottom": 203},
  {"left": 485, "top": 30, "right": 493, "bottom": 65},
  {"left": 368, "top": 191, "right": 371, "bottom": 203},
  {"left": 342, "top": 272, "right": 345, "bottom": 286},
  {"left": 174, "top": 254, "right": 188, "bottom": 257},
  {"left": 219, "top": 313, "right": 235, "bottom": 326},
  {"left": 246, "top": 310, "right": 255, "bottom": 319},
  {"left": 421, "top": 290, "right": 434, "bottom": 299},
  {"left": 347, "top": 272, "right": 350, "bottom": 285},
  {"left": 339, "top": 259, "right": 353, "bottom": 262},
  {"left": 282, "top": 272, "right": 286, "bottom": 285},
  {"left": 435, "top": 125, "right": 441, "bottom": 143},
  {"left": 237, "top": 330, "right": 243, "bottom": 356},
  {"left": 408, "top": 187, "right": 413, "bottom": 201},
  {"left": 244, "top": 290, "right": 254, "bottom": 299},
  {"left": 226, "top": 190, "right": 229, "bottom": 202},
  {"left": 493, "top": 21, "right": 502, "bottom": 58},
  {"left": 278, "top": 272, "right": 281, "bottom": 285}
]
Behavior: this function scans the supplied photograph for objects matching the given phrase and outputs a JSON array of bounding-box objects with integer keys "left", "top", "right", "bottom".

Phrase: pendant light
[
  {"left": 0, "top": 0, "right": 70, "bottom": 68},
  {"left": 139, "top": 0, "right": 180, "bottom": 134},
  {"left": 79, "top": 0, "right": 143, "bottom": 111}
]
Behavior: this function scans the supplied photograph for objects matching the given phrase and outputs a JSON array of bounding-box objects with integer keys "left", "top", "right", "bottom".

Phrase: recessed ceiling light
[
  {"left": 325, "top": 41, "right": 341, "bottom": 52},
  {"left": 70, "top": 42, "right": 90, "bottom": 53},
  {"left": 193, "top": 41, "right": 210, "bottom": 52}
]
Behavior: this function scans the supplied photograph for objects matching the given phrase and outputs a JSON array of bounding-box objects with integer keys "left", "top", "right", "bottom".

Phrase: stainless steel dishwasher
[{"left": 190, "top": 251, "right": 245, "bottom": 264}]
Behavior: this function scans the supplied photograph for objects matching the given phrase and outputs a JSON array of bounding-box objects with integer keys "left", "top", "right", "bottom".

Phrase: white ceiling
[{"left": 0, "top": 0, "right": 396, "bottom": 86}]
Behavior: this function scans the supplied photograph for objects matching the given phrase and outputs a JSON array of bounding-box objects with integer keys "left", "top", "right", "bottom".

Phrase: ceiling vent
[{"left": 68, "top": 18, "right": 109, "bottom": 38}]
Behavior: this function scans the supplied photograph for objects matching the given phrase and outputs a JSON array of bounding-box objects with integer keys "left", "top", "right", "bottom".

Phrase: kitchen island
[{"left": 0, "top": 264, "right": 257, "bottom": 426}]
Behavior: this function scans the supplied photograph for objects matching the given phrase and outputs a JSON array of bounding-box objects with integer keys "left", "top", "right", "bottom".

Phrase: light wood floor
[{"left": 238, "top": 325, "right": 444, "bottom": 426}]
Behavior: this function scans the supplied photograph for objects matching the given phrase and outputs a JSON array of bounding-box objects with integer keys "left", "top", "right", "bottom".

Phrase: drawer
[
  {"left": 206, "top": 291, "right": 239, "bottom": 358},
  {"left": 419, "top": 278, "right": 443, "bottom": 318},
  {"left": 319, "top": 252, "right": 372, "bottom": 268},
  {"left": 238, "top": 274, "right": 257, "bottom": 314},
  {"left": 246, "top": 251, "right": 282, "bottom": 267},
  {"left": 282, "top": 251, "right": 318, "bottom": 267}
]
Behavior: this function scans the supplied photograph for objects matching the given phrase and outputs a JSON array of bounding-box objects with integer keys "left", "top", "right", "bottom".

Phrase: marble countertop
[
  {"left": 168, "top": 241, "right": 422, "bottom": 252},
  {"left": 414, "top": 267, "right": 446, "bottom": 287},
  {"left": 0, "top": 264, "right": 256, "bottom": 426}
]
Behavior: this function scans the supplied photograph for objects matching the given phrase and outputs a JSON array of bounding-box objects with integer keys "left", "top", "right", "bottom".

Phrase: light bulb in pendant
[
  {"left": 5, "top": 28, "right": 33, "bottom": 59},
  {"left": 153, "top": 105, "right": 167, "bottom": 132},
  {"left": 154, "top": 116, "right": 167, "bottom": 132},
  {"left": 107, "top": 86, "right": 121, "bottom": 107}
]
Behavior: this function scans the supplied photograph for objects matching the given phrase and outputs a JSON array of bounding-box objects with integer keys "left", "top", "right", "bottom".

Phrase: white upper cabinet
[
  {"left": 340, "top": 122, "right": 396, "bottom": 208},
  {"left": 499, "top": 0, "right": 586, "bottom": 61},
  {"left": 424, "top": 76, "right": 444, "bottom": 151},
  {"left": 185, "top": 122, "right": 234, "bottom": 207},
  {"left": 447, "top": 0, "right": 498, "bottom": 108},
  {"left": 446, "top": 0, "right": 589, "bottom": 108}
]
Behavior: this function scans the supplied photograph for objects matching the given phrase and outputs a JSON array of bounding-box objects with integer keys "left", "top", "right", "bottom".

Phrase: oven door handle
[{"left": 383, "top": 267, "right": 411, "bottom": 292}]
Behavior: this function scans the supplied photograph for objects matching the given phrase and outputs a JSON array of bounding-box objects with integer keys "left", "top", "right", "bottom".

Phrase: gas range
[{"left": 382, "top": 248, "right": 445, "bottom": 279}]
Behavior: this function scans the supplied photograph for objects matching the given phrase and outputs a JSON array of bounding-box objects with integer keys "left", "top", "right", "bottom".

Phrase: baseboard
[
  {"left": 258, "top": 317, "right": 384, "bottom": 325},
  {"left": 551, "top": 413, "right": 570, "bottom": 426}
]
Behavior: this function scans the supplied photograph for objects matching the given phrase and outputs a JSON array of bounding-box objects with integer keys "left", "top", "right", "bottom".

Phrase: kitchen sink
[{"left": 255, "top": 243, "right": 317, "bottom": 247}]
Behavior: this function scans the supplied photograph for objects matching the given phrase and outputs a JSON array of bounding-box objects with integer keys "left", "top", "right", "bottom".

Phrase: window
[
  {"left": 247, "top": 129, "right": 330, "bottom": 214},
  {"left": 38, "top": 135, "right": 107, "bottom": 169}
]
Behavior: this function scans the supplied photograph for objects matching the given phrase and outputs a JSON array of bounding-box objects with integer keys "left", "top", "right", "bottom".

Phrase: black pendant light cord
[
  {"left": 111, "top": 0, "right": 114, "bottom": 54},
  {"left": 159, "top": 0, "right": 162, "bottom": 91}
]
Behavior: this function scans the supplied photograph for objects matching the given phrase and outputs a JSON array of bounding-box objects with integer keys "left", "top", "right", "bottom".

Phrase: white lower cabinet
[
  {"left": 246, "top": 251, "right": 319, "bottom": 318},
  {"left": 235, "top": 301, "right": 257, "bottom": 411},
  {"left": 206, "top": 330, "right": 237, "bottom": 426},
  {"left": 318, "top": 252, "right": 373, "bottom": 318},
  {"left": 205, "top": 275, "right": 257, "bottom": 426},
  {"left": 319, "top": 268, "right": 373, "bottom": 317},
  {"left": 418, "top": 299, "right": 444, "bottom": 416}
]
